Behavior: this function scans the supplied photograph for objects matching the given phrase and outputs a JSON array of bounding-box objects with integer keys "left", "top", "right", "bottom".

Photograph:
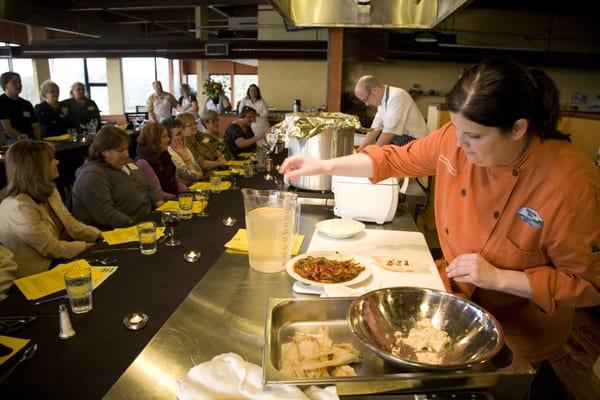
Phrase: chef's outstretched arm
[{"left": 279, "top": 153, "right": 373, "bottom": 182}]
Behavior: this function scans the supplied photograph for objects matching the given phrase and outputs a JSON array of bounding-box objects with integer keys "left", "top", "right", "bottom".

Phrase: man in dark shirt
[
  {"left": 0, "top": 72, "right": 41, "bottom": 143},
  {"left": 224, "top": 106, "right": 264, "bottom": 156}
]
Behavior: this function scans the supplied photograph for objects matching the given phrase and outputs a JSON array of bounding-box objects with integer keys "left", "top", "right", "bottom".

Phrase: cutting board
[{"left": 306, "top": 228, "right": 446, "bottom": 295}]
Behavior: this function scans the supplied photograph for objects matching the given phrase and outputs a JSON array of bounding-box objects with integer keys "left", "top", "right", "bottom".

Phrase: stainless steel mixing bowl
[{"left": 347, "top": 287, "right": 504, "bottom": 370}]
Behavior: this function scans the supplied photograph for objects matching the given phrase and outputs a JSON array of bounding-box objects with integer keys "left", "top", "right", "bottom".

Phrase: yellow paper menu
[
  {"left": 189, "top": 181, "right": 232, "bottom": 191},
  {"left": 226, "top": 160, "right": 250, "bottom": 166},
  {"left": 224, "top": 229, "right": 304, "bottom": 256},
  {"left": 155, "top": 201, "right": 206, "bottom": 214},
  {"left": 0, "top": 336, "right": 30, "bottom": 367},
  {"left": 103, "top": 225, "right": 165, "bottom": 245},
  {"left": 14, "top": 260, "right": 118, "bottom": 300}
]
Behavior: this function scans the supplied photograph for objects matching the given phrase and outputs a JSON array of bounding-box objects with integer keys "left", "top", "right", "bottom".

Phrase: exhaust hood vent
[{"left": 268, "top": 0, "right": 471, "bottom": 29}]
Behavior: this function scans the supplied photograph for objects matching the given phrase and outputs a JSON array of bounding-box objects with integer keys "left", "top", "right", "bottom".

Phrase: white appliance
[{"left": 331, "top": 175, "right": 409, "bottom": 224}]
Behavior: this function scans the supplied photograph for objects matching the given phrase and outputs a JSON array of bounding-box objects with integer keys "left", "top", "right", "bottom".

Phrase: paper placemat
[
  {"left": 189, "top": 181, "right": 232, "bottom": 191},
  {"left": 306, "top": 228, "right": 445, "bottom": 295},
  {"left": 236, "top": 152, "right": 254, "bottom": 159},
  {"left": 225, "top": 229, "right": 304, "bottom": 256},
  {"left": 156, "top": 200, "right": 207, "bottom": 214},
  {"left": 211, "top": 170, "right": 233, "bottom": 176},
  {"left": 44, "top": 134, "right": 70, "bottom": 142},
  {"left": 0, "top": 336, "right": 30, "bottom": 367},
  {"left": 14, "top": 260, "right": 118, "bottom": 300},
  {"left": 103, "top": 225, "right": 165, "bottom": 245},
  {"left": 226, "top": 160, "right": 250, "bottom": 166}
]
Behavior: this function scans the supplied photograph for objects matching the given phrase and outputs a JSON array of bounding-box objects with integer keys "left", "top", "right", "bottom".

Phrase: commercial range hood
[{"left": 267, "top": 0, "right": 471, "bottom": 29}]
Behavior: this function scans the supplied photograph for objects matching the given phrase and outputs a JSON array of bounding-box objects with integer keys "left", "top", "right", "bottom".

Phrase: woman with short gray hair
[{"left": 34, "top": 79, "right": 70, "bottom": 138}]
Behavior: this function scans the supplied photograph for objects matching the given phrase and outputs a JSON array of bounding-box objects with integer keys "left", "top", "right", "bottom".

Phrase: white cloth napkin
[{"left": 176, "top": 353, "right": 339, "bottom": 400}]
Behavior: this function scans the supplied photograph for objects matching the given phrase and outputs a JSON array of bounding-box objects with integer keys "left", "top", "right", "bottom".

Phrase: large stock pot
[
  {"left": 275, "top": 112, "right": 359, "bottom": 191},
  {"left": 288, "top": 127, "right": 354, "bottom": 191}
]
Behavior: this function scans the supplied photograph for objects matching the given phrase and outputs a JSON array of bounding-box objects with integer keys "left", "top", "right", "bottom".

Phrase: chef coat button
[
  {"left": 444, "top": 227, "right": 449, "bottom": 234},
  {"left": 512, "top": 168, "right": 519, "bottom": 177},
  {"left": 493, "top": 211, "right": 500, "bottom": 219},
  {"left": 460, "top": 189, "right": 467, "bottom": 196}
]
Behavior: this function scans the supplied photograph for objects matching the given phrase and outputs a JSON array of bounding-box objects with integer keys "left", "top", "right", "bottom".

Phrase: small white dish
[
  {"left": 316, "top": 218, "right": 365, "bottom": 239},
  {"left": 286, "top": 251, "right": 371, "bottom": 287}
]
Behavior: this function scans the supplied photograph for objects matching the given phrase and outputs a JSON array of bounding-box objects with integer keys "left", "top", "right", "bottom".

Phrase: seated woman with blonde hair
[
  {"left": 0, "top": 140, "right": 101, "bottom": 277},
  {"left": 136, "top": 122, "right": 187, "bottom": 201}
]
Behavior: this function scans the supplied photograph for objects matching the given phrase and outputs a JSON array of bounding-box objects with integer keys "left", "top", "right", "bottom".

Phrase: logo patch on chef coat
[{"left": 517, "top": 207, "right": 544, "bottom": 228}]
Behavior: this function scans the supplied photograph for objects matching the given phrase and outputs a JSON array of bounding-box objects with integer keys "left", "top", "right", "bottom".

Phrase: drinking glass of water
[
  {"left": 137, "top": 221, "right": 157, "bottom": 255},
  {"left": 178, "top": 193, "right": 194, "bottom": 219},
  {"left": 193, "top": 190, "right": 210, "bottom": 217},
  {"left": 64, "top": 266, "right": 93, "bottom": 314}
]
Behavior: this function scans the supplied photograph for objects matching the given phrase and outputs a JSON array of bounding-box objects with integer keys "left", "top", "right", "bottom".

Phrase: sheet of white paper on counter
[{"left": 306, "top": 228, "right": 446, "bottom": 296}]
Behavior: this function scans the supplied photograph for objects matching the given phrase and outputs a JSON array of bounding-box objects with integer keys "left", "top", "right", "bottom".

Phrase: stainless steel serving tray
[{"left": 263, "top": 297, "right": 535, "bottom": 396}]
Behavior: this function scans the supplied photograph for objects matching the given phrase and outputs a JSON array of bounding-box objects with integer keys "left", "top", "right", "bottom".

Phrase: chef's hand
[
  {"left": 445, "top": 253, "right": 500, "bottom": 290},
  {"left": 279, "top": 154, "right": 327, "bottom": 182}
]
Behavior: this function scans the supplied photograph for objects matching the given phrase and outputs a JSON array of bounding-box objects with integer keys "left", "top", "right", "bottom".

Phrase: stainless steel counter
[{"left": 105, "top": 205, "right": 418, "bottom": 399}]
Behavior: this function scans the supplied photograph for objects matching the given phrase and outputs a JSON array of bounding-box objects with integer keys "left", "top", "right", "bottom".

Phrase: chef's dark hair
[{"left": 446, "top": 57, "right": 570, "bottom": 142}]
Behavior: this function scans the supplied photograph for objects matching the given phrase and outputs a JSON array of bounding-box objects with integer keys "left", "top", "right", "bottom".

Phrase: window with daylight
[
  {"left": 122, "top": 57, "right": 174, "bottom": 112},
  {"left": 11, "top": 58, "right": 35, "bottom": 104},
  {"left": 49, "top": 57, "right": 108, "bottom": 113},
  {"left": 233, "top": 74, "right": 258, "bottom": 108},
  {"left": 186, "top": 74, "right": 198, "bottom": 95}
]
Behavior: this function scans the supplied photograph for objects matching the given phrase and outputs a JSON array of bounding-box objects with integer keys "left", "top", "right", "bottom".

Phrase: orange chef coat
[{"left": 363, "top": 122, "right": 600, "bottom": 362}]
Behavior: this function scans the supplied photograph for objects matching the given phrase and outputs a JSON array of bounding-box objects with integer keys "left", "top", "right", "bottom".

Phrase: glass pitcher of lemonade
[{"left": 241, "top": 189, "right": 300, "bottom": 273}]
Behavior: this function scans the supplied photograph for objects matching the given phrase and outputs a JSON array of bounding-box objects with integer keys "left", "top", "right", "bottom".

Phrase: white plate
[
  {"left": 316, "top": 218, "right": 365, "bottom": 239},
  {"left": 286, "top": 251, "right": 372, "bottom": 287}
]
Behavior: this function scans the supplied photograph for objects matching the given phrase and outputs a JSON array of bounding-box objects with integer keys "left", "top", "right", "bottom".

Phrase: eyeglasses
[{"left": 358, "top": 89, "right": 372, "bottom": 105}]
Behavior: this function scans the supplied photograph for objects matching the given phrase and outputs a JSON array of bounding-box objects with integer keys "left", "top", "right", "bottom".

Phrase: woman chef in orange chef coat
[{"left": 280, "top": 57, "right": 600, "bottom": 364}]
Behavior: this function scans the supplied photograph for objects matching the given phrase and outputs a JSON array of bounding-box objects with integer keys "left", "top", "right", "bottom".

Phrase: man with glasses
[{"left": 354, "top": 75, "right": 427, "bottom": 151}]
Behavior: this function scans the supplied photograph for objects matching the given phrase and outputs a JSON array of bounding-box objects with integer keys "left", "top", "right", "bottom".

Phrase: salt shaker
[{"left": 58, "top": 303, "right": 76, "bottom": 339}]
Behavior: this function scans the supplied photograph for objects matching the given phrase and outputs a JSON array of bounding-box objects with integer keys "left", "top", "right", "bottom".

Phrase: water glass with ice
[
  {"left": 137, "top": 221, "right": 157, "bottom": 255},
  {"left": 64, "top": 267, "right": 93, "bottom": 314}
]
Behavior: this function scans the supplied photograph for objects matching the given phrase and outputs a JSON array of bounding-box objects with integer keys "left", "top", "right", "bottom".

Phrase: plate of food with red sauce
[{"left": 286, "top": 251, "right": 372, "bottom": 287}]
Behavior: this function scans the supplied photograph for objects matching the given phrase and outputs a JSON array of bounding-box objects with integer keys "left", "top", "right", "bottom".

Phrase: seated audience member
[
  {"left": 0, "top": 72, "right": 41, "bottom": 142},
  {"left": 0, "top": 245, "right": 18, "bottom": 301},
  {"left": 72, "top": 126, "right": 163, "bottom": 229},
  {"left": 62, "top": 82, "right": 101, "bottom": 132},
  {"left": 185, "top": 110, "right": 232, "bottom": 171},
  {"left": 34, "top": 80, "right": 70, "bottom": 138},
  {"left": 224, "top": 106, "right": 264, "bottom": 156},
  {"left": 0, "top": 140, "right": 101, "bottom": 277},
  {"left": 162, "top": 118, "right": 203, "bottom": 183},
  {"left": 135, "top": 122, "right": 187, "bottom": 200}
]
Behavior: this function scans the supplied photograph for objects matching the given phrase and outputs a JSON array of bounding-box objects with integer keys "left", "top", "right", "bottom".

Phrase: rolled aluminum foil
[{"left": 269, "top": 112, "right": 361, "bottom": 140}]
